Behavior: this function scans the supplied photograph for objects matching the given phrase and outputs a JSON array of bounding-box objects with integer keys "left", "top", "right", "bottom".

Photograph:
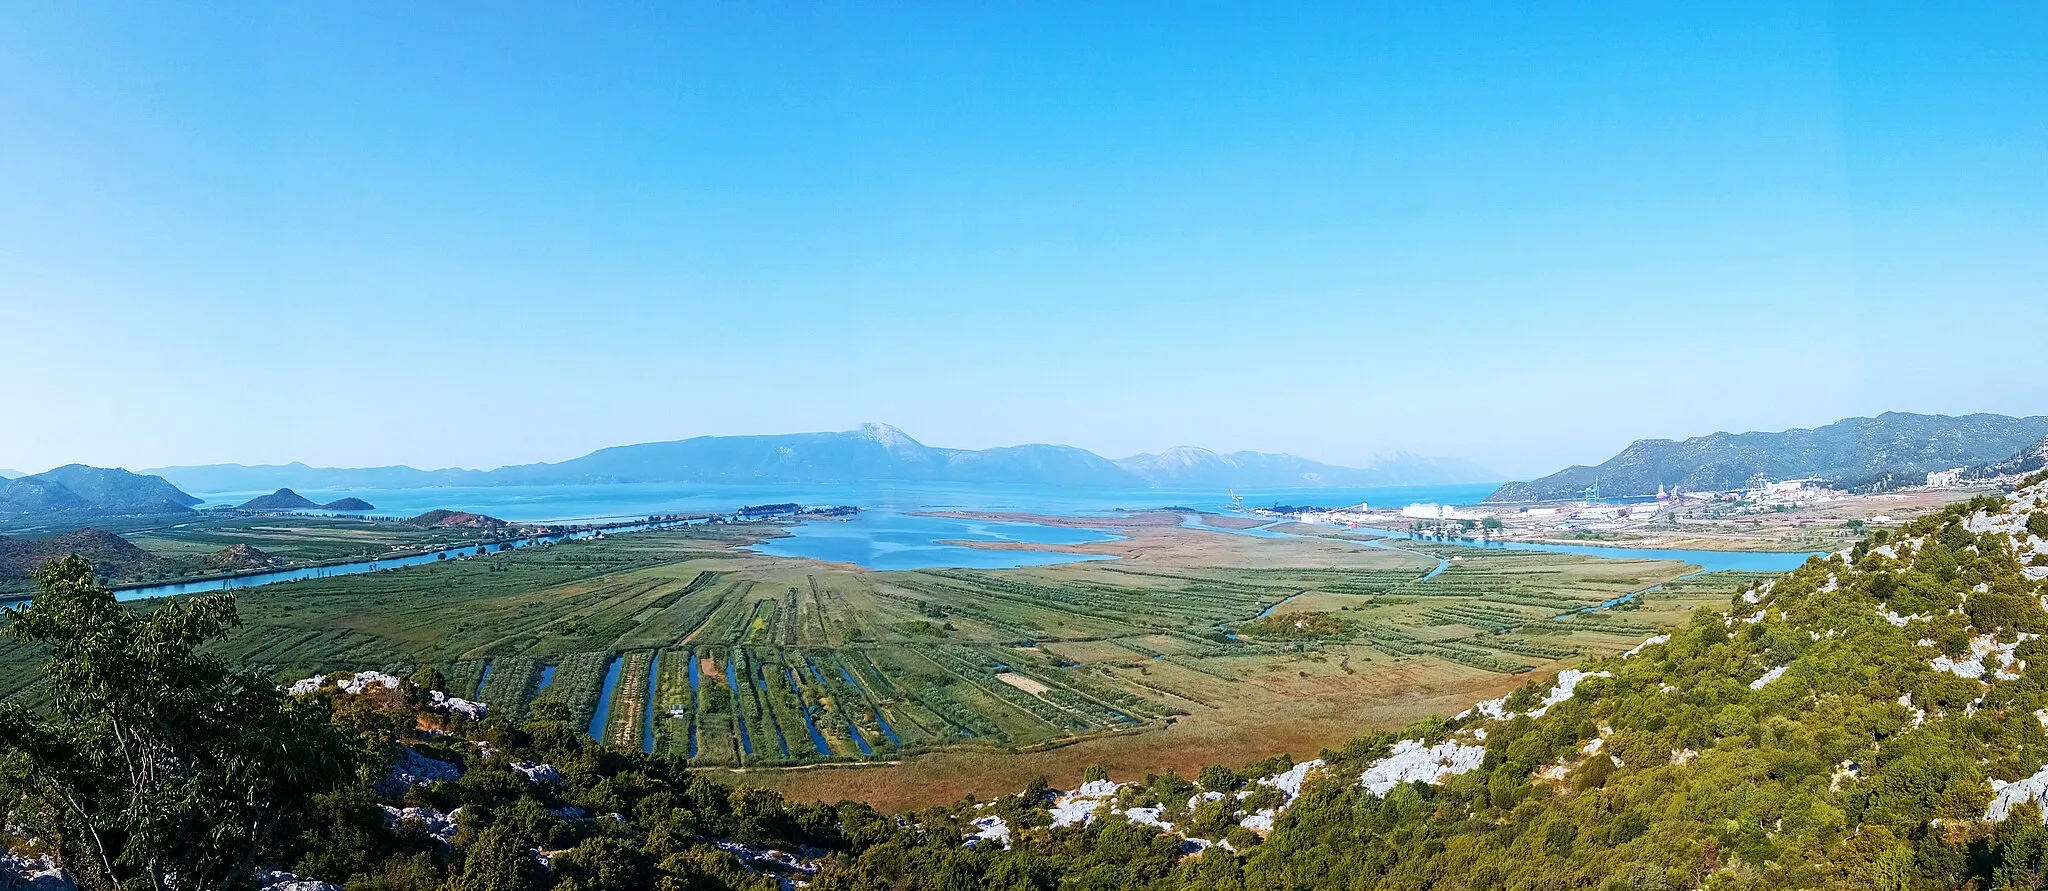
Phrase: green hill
[
  {"left": 234, "top": 489, "right": 377, "bottom": 512},
  {"left": 234, "top": 488, "right": 322, "bottom": 510},
  {"left": 0, "top": 528, "right": 175, "bottom": 593}
]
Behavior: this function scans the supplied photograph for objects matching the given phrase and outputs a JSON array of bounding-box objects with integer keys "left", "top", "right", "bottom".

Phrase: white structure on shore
[{"left": 1926, "top": 467, "right": 1966, "bottom": 488}]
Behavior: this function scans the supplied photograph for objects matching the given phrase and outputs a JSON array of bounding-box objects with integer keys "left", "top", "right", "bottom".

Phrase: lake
[{"left": 748, "top": 511, "right": 1123, "bottom": 571}]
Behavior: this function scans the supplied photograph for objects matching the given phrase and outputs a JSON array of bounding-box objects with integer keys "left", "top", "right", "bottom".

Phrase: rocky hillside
[
  {"left": 1489, "top": 411, "right": 2048, "bottom": 501},
  {"left": 1980, "top": 433, "right": 2048, "bottom": 480},
  {"left": 1206, "top": 470, "right": 2048, "bottom": 887}
]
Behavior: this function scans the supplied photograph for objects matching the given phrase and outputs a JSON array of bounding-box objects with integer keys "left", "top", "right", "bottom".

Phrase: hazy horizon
[{"left": 4, "top": 3, "right": 2043, "bottom": 478}]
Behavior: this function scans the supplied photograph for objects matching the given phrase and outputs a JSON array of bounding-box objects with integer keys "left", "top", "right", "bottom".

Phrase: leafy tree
[
  {"left": 0, "top": 555, "right": 354, "bottom": 891},
  {"left": 1197, "top": 765, "right": 1242, "bottom": 792},
  {"left": 449, "top": 824, "right": 549, "bottom": 891}
]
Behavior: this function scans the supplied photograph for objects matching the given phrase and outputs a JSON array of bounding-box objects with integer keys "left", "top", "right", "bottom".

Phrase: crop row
[
  {"left": 444, "top": 659, "right": 487, "bottom": 699},
  {"left": 536, "top": 651, "right": 611, "bottom": 730},
  {"left": 1522, "top": 615, "right": 1658, "bottom": 635},
  {"left": 1481, "top": 636, "right": 1581, "bottom": 659},
  {"left": 477, "top": 656, "right": 539, "bottom": 717},
  {"left": 1419, "top": 642, "right": 1532, "bottom": 673},
  {"left": 605, "top": 650, "right": 655, "bottom": 749},
  {"left": 912, "top": 645, "right": 1081, "bottom": 729},
  {"left": 650, "top": 647, "right": 695, "bottom": 758},
  {"left": 1423, "top": 603, "right": 1550, "bottom": 632},
  {"left": 727, "top": 649, "right": 789, "bottom": 759}
]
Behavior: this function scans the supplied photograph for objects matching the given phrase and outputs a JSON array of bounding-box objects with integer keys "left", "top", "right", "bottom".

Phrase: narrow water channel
[
  {"left": 686, "top": 651, "right": 701, "bottom": 758},
  {"left": 785, "top": 667, "right": 832, "bottom": 755},
  {"left": 723, "top": 658, "right": 752, "bottom": 756},
  {"left": 752, "top": 661, "right": 790, "bottom": 756},
  {"left": 834, "top": 658, "right": 902, "bottom": 745},
  {"left": 586, "top": 655, "right": 624, "bottom": 741}
]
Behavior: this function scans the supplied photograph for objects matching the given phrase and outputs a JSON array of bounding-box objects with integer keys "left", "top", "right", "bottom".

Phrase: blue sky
[{"left": 1, "top": 2, "right": 2043, "bottom": 479}]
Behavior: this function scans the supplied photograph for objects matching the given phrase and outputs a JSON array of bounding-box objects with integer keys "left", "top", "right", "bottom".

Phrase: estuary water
[
  {"left": 747, "top": 511, "right": 1122, "bottom": 570},
  {"left": 191, "top": 480, "right": 1503, "bottom": 525},
  {"left": 172, "top": 480, "right": 1498, "bottom": 575},
  {"left": 68, "top": 479, "right": 1817, "bottom": 600}
]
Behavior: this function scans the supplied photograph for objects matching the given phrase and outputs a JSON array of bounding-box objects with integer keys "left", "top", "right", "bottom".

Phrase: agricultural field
[
  {"left": 0, "top": 509, "right": 1778, "bottom": 808},
  {"left": 120, "top": 514, "right": 494, "bottom": 564}
]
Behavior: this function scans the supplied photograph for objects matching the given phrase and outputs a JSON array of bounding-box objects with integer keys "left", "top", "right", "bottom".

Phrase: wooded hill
[{"left": 1489, "top": 412, "right": 2048, "bottom": 501}]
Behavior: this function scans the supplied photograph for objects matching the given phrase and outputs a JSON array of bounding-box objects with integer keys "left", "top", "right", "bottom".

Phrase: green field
[{"left": 0, "top": 512, "right": 1763, "bottom": 796}]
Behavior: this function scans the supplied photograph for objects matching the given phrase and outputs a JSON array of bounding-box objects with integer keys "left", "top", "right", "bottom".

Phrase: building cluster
[{"left": 1238, "top": 469, "right": 1985, "bottom": 543}]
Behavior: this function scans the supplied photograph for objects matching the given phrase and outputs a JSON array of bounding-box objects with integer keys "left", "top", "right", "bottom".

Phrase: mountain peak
[
  {"left": 1156, "top": 446, "right": 1224, "bottom": 467},
  {"left": 1, "top": 465, "right": 203, "bottom": 517},
  {"left": 856, "top": 422, "right": 925, "bottom": 451}
]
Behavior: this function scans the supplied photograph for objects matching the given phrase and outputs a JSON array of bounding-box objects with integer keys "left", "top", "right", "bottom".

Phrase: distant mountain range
[
  {"left": 1111, "top": 446, "right": 1492, "bottom": 489},
  {"left": 147, "top": 424, "right": 1500, "bottom": 493},
  {"left": 1487, "top": 412, "right": 2048, "bottom": 502},
  {"left": 0, "top": 465, "right": 203, "bottom": 517}
]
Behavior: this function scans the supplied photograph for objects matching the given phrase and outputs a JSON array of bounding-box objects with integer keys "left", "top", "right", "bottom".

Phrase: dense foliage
[{"left": 0, "top": 556, "right": 353, "bottom": 890}]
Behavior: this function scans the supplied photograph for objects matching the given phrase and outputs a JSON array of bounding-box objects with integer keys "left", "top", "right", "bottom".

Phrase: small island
[{"left": 235, "top": 488, "right": 377, "bottom": 512}]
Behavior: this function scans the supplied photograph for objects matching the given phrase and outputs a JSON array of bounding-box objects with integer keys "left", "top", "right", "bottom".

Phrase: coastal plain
[{"left": 0, "top": 509, "right": 1768, "bottom": 809}]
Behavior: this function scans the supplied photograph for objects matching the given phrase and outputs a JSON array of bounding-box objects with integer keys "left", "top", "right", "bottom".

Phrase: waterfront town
[{"left": 1254, "top": 466, "right": 2003, "bottom": 551}]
